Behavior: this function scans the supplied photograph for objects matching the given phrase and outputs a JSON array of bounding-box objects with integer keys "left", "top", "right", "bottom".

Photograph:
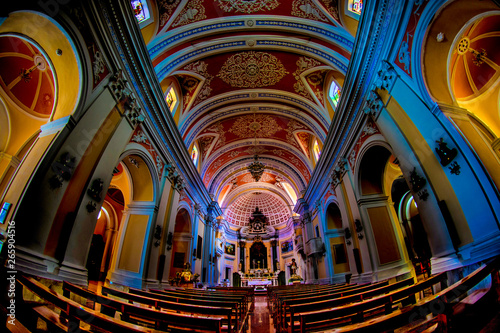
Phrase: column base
[
  {"left": 431, "top": 253, "right": 463, "bottom": 274},
  {"left": 14, "top": 247, "right": 88, "bottom": 285},
  {"left": 107, "top": 270, "right": 144, "bottom": 289}
]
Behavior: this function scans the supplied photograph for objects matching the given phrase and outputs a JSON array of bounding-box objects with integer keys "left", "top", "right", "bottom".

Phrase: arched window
[
  {"left": 131, "top": 1, "right": 150, "bottom": 24},
  {"left": 329, "top": 81, "right": 341, "bottom": 110},
  {"left": 348, "top": 0, "right": 363, "bottom": 15},
  {"left": 191, "top": 146, "right": 199, "bottom": 166},
  {"left": 165, "top": 86, "right": 178, "bottom": 112},
  {"left": 313, "top": 138, "right": 321, "bottom": 161}
]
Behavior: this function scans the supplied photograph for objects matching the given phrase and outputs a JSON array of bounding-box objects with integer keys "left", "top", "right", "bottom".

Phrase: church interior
[{"left": 1, "top": 0, "right": 500, "bottom": 332}]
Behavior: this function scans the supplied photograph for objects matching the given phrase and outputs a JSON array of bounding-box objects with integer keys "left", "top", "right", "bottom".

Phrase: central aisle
[{"left": 248, "top": 295, "right": 275, "bottom": 333}]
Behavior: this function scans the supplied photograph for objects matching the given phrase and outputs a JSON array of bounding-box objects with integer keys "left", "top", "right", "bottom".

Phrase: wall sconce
[
  {"left": 435, "top": 138, "right": 457, "bottom": 166},
  {"left": 166, "top": 231, "right": 173, "bottom": 251},
  {"left": 344, "top": 227, "right": 352, "bottom": 245},
  {"left": 154, "top": 225, "right": 162, "bottom": 247},
  {"left": 355, "top": 219, "right": 364, "bottom": 240}
]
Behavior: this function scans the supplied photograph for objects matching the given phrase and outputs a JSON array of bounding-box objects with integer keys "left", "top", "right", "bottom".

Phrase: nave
[{"left": 4, "top": 257, "right": 500, "bottom": 333}]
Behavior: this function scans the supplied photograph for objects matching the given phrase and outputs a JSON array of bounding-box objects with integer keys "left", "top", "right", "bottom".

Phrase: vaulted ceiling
[{"left": 136, "top": 0, "right": 361, "bottom": 229}]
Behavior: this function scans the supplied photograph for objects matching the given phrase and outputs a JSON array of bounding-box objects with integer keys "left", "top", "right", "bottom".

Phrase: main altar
[{"left": 237, "top": 207, "right": 280, "bottom": 287}]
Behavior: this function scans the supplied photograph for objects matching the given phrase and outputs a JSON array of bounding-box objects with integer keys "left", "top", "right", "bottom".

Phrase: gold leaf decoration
[{"left": 217, "top": 51, "right": 289, "bottom": 88}]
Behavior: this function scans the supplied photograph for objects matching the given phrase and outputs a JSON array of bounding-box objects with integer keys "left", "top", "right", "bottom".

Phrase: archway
[
  {"left": 391, "top": 176, "right": 432, "bottom": 276},
  {"left": 356, "top": 145, "right": 412, "bottom": 278},
  {"left": 106, "top": 153, "right": 158, "bottom": 288},
  {"left": 169, "top": 208, "right": 193, "bottom": 280},
  {"left": 326, "top": 203, "right": 343, "bottom": 230}
]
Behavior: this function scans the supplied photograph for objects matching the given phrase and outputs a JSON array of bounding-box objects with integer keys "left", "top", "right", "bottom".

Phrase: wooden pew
[
  {"left": 321, "top": 256, "right": 500, "bottom": 333},
  {"left": 128, "top": 287, "right": 245, "bottom": 325},
  {"left": 273, "top": 280, "right": 390, "bottom": 329},
  {"left": 101, "top": 285, "right": 239, "bottom": 332},
  {"left": 62, "top": 280, "right": 224, "bottom": 332},
  {"left": 292, "top": 273, "right": 446, "bottom": 333},
  {"left": 17, "top": 275, "right": 156, "bottom": 333},
  {"left": 146, "top": 287, "right": 250, "bottom": 315},
  {"left": 270, "top": 283, "right": 361, "bottom": 313}
]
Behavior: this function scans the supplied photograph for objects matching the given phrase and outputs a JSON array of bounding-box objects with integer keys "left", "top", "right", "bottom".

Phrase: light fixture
[{"left": 247, "top": 113, "right": 265, "bottom": 182}]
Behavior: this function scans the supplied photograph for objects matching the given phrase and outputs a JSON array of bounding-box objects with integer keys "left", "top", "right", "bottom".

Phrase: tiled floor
[{"left": 247, "top": 295, "right": 275, "bottom": 333}]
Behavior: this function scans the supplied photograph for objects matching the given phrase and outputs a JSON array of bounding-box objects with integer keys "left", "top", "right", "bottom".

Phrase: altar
[{"left": 247, "top": 279, "right": 272, "bottom": 286}]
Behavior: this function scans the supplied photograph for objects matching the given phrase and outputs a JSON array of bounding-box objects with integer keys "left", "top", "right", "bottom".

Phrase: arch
[
  {"left": 358, "top": 145, "right": 393, "bottom": 196},
  {"left": 117, "top": 147, "right": 159, "bottom": 204},
  {"left": 391, "top": 177, "right": 432, "bottom": 276},
  {"left": 170, "top": 208, "right": 193, "bottom": 278},
  {"left": 326, "top": 202, "right": 343, "bottom": 230},
  {"left": 0, "top": 97, "right": 10, "bottom": 152}
]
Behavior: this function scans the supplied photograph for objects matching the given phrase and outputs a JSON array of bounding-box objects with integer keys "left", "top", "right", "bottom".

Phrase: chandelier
[
  {"left": 247, "top": 112, "right": 265, "bottom": 182},
  {"left": 248, "top": 154, "right": 265, "bottom": 182}
]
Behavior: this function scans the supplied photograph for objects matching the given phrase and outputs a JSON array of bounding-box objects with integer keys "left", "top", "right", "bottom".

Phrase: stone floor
[{"left": 247, "top": 295, "right": 275, "bottom": 333}]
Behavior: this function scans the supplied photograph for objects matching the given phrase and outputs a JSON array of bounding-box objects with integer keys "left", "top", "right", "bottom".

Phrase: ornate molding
[
  {"left": 109, "top": 71, "right": 144, "bottom": 126},
  {"left": 373, "top": 60, "right": 397, "bottom": 91},
  {"left": 329, "top": 158, "right": 348, "bottom": 191},
  {"left": 363, "top": 90, "right": 384, "bottom": 120},
  {"left": 165, "top": 163, "right": 185, "bottom": 191}
]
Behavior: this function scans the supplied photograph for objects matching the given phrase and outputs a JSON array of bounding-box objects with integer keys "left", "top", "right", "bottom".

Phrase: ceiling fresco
[{"left": 136, "top": 0, "right": 359, "bottom": 229}]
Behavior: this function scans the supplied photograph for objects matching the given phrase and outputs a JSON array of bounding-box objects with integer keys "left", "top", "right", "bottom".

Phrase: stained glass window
[
  {"left": 165, "top": 87, "right": 177, "bottom": 112},
  {"left": 348, "top": 0, "right": 363, "bottom": 15},
  {"left": 329, "top": 81, "right": 341, "bottom": 109},
  {"left": 131, "top": 0, "right": 150, "bottom": 24},
  {"left": 191, "top": 146, "right": 199, "bottom": 166},
  {"left": 313, "top": 139, "right": 321, "bottom": 161}
]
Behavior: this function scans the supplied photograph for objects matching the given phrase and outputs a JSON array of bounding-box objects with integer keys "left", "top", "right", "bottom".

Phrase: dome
[
  {"left": 225, "top": 192, "right": 290, "bottom": 227},
  {"left": 0, "top": 35, "right": 56, "bottom": 117},
  {"left": 450, "top": 14, "right": 500, "bottom": 101}
]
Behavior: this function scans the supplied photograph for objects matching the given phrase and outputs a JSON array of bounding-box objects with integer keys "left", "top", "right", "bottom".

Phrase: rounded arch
[
  {"left": 117, "top": 146, "right": 160, "bottom": 203},
  {"left": 174, "top": 208, "right": 192, "bottom": 234},
  {"left": 357, "top": 144, "right": 393, "bottom": 196},
  {"left": 325, "top": 201, "right": 343, "bottom": 230},
  {"left": 0, "top": 97, "right": 10, "bottom": 152}
]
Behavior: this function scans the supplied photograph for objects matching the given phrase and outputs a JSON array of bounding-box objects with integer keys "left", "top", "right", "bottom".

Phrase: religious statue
[
  {"left": 288, "top": 258, "right": 303, "bottom": 283},
  {"left": 290, "top": 258, "right": 298, "bottom": 275},
  {"left": 175, "top": 262, "right": 200, "bottom": 286}
]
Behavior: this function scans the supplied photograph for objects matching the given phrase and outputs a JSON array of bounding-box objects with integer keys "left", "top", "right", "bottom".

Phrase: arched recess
[
  {"left": 391, "top": 176, "right": 432, "bottom": 276},
  {"left": 421, "top": 2, "right": 500, "bottom": 191},
  {"left": 326, "top": 203, "right": 343, "bottom": 230},
  {"left": 324, "top": 201, "right": 350, "bottom": 277},
  {"left": 106, "top": 152, "right": 159, "bottom": 288},
  {"left": 169, "top": 207, "right": 193, "bottom": 279},
  {"left": 355, "top": 144, "right": 412, "bottom": 280}
]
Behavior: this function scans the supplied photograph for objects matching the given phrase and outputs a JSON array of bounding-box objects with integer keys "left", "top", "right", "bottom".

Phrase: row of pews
[
  {"left": 268, "top": 257, "right": 500, "bottom": 333},
  {"left": 12, "top": 275, "right": 254, "bottom": 333}
]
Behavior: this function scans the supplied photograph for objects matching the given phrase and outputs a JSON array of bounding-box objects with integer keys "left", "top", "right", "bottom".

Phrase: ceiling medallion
[
  {"left": 217, "top": 0, "right": 280, "bottom": 13},
  {"left": 217, "top": 51, "right": 289, "bottom": 88},
  {"left": 229, "top": 114, "right": 281, "bottom": 138}
]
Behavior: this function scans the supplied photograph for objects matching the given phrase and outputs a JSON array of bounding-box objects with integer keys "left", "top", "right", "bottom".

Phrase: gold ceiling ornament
[
  {"left": 217, "top": 0, "right": 280, "bottom": 13},
  {"left": 217, "top": 51, "right": 289, "bottom": 88},
  {"left": 229, "top": 114, "right": 281, "bottom": 138}
]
